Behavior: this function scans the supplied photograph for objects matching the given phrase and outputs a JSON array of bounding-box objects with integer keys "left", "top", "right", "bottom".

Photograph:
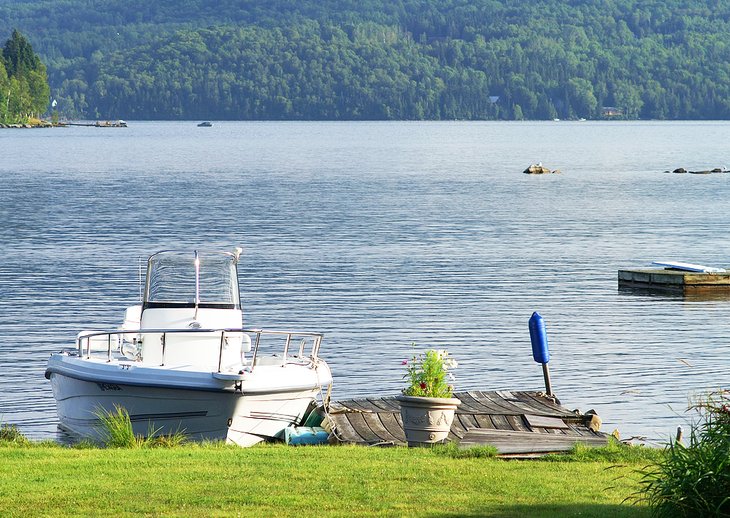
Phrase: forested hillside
[{"left": 1, "top": 0, "right": 729, "bottom": 120}]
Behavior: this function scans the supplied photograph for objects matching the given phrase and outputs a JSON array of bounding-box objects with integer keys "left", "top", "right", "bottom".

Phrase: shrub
[
  {"left": 0, "top": 423, "right": 29, "bottom": 445},
  {"left": 636, "top": 391, "right": 730, "bottom": 517}
]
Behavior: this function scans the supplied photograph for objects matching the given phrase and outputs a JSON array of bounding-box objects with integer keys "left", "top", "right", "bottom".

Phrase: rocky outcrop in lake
[
  {"left": 666, "top": 167, "right": 727, "bottom": 174},
  {"left": 524, "top": 164, "right": 560, "bottom": 174}
]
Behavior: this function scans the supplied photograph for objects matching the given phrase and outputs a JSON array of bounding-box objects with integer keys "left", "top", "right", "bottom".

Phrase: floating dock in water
[
  {"left": 325, "top": 390, "right": 608, "bottom": 456},
  {"left": 618, "top": 267, "right": 730, "bottom": 294}
]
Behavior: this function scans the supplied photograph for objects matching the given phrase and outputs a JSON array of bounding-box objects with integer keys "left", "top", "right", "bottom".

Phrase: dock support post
[{"left": 542, "top": 363, "right": 553, "bottom": 397}]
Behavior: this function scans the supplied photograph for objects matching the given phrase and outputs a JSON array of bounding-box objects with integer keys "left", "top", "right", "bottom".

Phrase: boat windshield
[{"left": 144, "top": 250, "right": 240, "bottom": 309}]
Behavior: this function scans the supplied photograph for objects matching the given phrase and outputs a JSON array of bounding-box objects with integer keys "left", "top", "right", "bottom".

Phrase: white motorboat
[{"left": 45, "top": 249, "right": 332, "bottom": 446}]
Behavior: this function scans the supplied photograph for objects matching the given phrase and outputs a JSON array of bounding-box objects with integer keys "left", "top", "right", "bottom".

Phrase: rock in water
[{"left": 523, "top": 164, "right": 554, "bottom": 174}]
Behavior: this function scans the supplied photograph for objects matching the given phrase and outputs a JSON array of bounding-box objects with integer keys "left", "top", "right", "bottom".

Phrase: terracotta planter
[{"left": 396, "top": 395, "right": 461, "bottom": 447}]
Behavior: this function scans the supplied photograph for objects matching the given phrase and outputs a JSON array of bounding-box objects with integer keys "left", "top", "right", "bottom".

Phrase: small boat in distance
[
  {"left": 45, "top": 249, "right": 332, "bottom": 446},
  {"left": 197, "top": 121, "right": 213, "bottom": 127}
]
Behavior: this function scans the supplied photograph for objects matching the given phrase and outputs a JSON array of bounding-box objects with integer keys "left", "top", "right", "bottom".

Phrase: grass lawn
[{"left": 0, "top": 441, "right": 660, "bottom": 517}]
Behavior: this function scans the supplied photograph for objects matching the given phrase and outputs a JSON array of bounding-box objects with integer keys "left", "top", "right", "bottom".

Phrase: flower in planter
[{"left": 402, "top": 347, "right": 457, "bottom": 398}]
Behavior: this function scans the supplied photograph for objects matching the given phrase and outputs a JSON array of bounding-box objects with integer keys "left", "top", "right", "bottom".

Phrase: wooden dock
[
  {"left": 324, "top": 390, "right": 609, "bottom": 456},
  {"left": 66, "top": 120, "right": 127, "bottom": 128},
  {"left": 618, "top": 267, "right": 730, "bottom": 293}
]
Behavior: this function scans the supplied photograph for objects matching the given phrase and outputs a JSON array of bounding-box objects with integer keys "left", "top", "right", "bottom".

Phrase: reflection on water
[{"left": 2, "top": 121, "right": 730, "bottom": 444}]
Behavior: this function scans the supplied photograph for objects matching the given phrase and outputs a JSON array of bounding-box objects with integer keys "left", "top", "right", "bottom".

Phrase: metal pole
[
  {"left": 218, "top": 331, "right": 225, "bottom": 373},
  {"left": 250, "top": 332, "right": 261, "bottom": 372},
  {"left": 542, "top": 363, "right": 553, "bottom": 396},
  {"left": 161, "top": 333, "right": 166, "bottom": 366},
  {"left": 194, "top": 250, "right": 200, "bottom": 320},
  {"left": 283, "top": 334, "right": 291, "bottom": 357}
]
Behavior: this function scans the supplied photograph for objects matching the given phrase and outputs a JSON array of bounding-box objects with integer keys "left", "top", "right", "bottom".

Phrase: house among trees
[{"left": 601, "top": 106, "right": 623, "bottom": 118}]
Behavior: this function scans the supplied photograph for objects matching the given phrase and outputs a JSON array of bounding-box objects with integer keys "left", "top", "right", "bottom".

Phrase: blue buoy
[
  {"left": 528, "top": 312, "right": 553, "bottom": 396},
  {"left": 529, "top": 312, "right": 550, "bottom": 364}
]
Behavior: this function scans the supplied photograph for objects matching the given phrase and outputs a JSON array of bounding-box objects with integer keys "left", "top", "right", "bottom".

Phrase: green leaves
[
  {"left": 95, "top": 405, "right": 187, "bottom": 448},
  {"left": 5, "top": 1, "right": 730, "bottom": 119},
  {"left": 0, "top": 30, "right": 49, "bottom": 122},
  {"left": 402, "top": 347, "right": 457, "bottom": 398},
  {"left": 635, "top": 391, "right": 730, "bottom": 517}
]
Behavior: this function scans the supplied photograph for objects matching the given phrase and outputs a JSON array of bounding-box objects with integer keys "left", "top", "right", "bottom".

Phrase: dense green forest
[
  {"left": 0, "top": 29, "right": 50, "bottom": 123},
  {"left": 1, "top": 0, "right": 729, "bottom": 120}
]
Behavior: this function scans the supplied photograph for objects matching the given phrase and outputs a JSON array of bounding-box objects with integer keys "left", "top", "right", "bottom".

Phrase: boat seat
[{"left": 254, "top": 355, "right": 286, "bottom": 367}]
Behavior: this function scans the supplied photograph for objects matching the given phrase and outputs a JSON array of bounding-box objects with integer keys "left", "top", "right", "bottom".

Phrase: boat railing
[{"left": 75, "top": 328, "right": 324, "bottom": 373}]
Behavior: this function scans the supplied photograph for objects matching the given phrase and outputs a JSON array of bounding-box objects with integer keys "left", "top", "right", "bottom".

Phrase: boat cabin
[{"left": 135, "top": 250, "right": 247, "bottom": 369}]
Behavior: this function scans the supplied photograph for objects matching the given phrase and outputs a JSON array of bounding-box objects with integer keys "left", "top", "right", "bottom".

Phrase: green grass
[
  {"left": 95, "top": 405, "right": 187, "bottom": 448},
  {"left": 0, "top": 439, "right": 659, "bottom": 517}
]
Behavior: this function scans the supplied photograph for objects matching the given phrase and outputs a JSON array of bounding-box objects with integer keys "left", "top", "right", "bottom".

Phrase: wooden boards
[
  {"left": 325, "top": 390, "right": 609, "bottom": 456},
  {"left": 459, "top": 428, "right": 608, "bottom": 455}
]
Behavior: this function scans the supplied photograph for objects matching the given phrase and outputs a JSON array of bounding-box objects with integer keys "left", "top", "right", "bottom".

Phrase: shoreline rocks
[
  {"left": 0, "top": 120, "right": 55, "bottom": 129},
  {"left": 666, "top": 167, "right": 727, "bottom": 174}
]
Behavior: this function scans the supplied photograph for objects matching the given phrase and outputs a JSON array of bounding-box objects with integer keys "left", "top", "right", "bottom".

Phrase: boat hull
[
  {"left": 49, "top": 373, "right": 236, "bottom": 440},
  {"left": 47, "top": 354, "right": 331, "bottom": 445}
]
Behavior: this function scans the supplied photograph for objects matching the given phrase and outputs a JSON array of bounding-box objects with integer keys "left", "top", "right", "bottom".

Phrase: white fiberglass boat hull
[{"left": 46, "top": 352, "right": 331, "bottom": 445}]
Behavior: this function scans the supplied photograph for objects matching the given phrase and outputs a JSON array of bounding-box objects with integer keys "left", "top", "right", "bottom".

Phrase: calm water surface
[{"left": 2, "top": 121, "right": 730, "bottom": 443}]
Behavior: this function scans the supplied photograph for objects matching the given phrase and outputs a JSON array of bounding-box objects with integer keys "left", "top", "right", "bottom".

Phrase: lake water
[{"left": 2, "top": 120, "right": 730, "bottom": 444}]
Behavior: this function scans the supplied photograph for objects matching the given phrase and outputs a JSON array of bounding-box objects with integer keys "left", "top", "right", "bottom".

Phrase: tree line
[
  {"left": 0, "top": 30, "right": 50, "bottom": 123},
  {"left": 1, "top": 0, "right": 729, "bottom": 120}
]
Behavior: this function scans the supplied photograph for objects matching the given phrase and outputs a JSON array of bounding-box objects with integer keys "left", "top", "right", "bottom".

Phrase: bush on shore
[{"left": 636, "top": 391, "right": 730, "bottom": 517}]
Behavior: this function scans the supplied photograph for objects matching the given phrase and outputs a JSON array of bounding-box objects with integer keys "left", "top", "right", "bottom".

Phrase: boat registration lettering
[{"left": 97, "top": 383, "right": 122, "bottom": 391}]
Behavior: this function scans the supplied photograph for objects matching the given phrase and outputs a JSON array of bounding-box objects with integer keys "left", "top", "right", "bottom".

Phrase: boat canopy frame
[{"left": 143, "top": 250, "right": 242, "bottom": 311}]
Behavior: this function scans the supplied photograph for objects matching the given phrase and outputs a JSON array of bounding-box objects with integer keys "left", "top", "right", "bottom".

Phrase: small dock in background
[
  {"left": 66, "top": 120, "right": 127, "bottom": 128},
  {"left": 618, "top": 267, "right": 730, "bottom": 294},
  {"left": 324, "top": 390, "right": 609, "bottom": 457}
]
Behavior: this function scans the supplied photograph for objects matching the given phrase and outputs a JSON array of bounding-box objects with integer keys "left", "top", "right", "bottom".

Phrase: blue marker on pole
[{"left": 529, "top": 312, "right": 553, "bottom": 396}]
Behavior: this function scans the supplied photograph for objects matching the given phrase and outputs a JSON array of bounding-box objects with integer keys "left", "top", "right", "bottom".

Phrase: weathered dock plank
[
  {"left": 329, "top": 410, "right": 365, "bottom": 443},
  {"left": 511, "top": 391, "right": 571, "bottom": 418},
  {"left": 473, "top": 414, "right": 496, "bottom": 429},
  {"left": 379, "top": 412, "right": 406, "bottom": 443},
  {"left": 524, "top": 414, "right": 570, "bottom": 430},
  {"left": 362, "top": 413, "right": 399, "bottom": 444},
  {"left": 506, "top": 415, "right": 531, "bottom": 432},
  {"left": 346, "top": 412, "right": 381, "bottom": 443},
  {"left": 325, "top": 390, "right": 609, "bottom": 455},
  {"left": 457, "top": 413, "right": 479, "bottom": 431},
  {"left": 460, "top": 428, "right": 608, "bottom": 455},
  {"left": 367, "top": 397, "right": 400, "bottom": 412}
]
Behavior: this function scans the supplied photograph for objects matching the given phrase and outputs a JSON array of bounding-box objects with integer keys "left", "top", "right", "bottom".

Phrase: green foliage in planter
[{"left": 402, "top": 347, "right": 457, "bottom": 398}]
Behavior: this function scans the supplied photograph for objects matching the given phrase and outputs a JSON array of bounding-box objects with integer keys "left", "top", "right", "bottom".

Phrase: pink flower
[{"left": 401, "top": 360, "right": 408, "bottom": 365}]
